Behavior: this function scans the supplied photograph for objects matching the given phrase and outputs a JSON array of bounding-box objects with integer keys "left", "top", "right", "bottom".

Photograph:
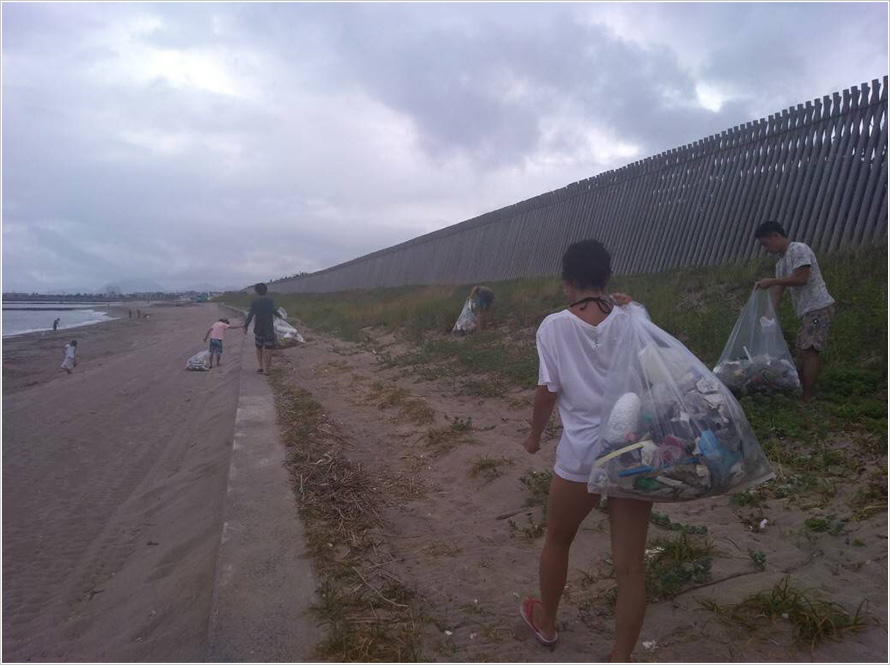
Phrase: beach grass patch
[{"left": 700, "top": 576, "right": 875, "bottom": 649}]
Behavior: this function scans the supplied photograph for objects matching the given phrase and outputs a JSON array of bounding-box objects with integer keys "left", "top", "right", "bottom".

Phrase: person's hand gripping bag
[{"left": 588, "top": 303, "right": 774, "bottom": 502}]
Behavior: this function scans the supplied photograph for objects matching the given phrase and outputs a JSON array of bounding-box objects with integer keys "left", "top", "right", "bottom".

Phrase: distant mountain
[{"left": 101, "top": 279, "right": 166, "bottom": 295}]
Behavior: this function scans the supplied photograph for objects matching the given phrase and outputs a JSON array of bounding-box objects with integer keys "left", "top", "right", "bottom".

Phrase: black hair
[
  {"left": 219, "top": 318, "right": 230, "bottom": 324},
  {"left": 561, "top": 239, "right": 612, "bottom": 290},
  {"left": 754, "top": 221, "right": 787, "bottom": 239},
  {"left": 70, "top": 340, "right": 77, "bottom": 346},
  {"left": 255, "top": 283, "right": 268, "bottom": 295}
]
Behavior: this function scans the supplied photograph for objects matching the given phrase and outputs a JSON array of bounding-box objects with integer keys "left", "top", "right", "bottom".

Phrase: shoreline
[
  {"left": 3, "top": 314, "right": 120, "bottom": 339},
  {"left": 1, "top": 302, "right": 161, "bottom": 342}
]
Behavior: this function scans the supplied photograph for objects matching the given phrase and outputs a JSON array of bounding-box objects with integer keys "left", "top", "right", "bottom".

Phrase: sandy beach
[{"left": 3, "top": 303, "right": 247, "bottom": 661}]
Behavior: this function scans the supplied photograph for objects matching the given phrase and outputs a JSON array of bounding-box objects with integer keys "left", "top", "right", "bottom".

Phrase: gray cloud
[{"left": 2, "top": 2, "right": 886, "bottom": 292}]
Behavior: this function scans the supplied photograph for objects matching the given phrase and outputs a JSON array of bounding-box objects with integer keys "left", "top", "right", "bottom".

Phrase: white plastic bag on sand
[
  {"left": 713, "top": 290, "right": 801, "bottom": 396},
  {"left": 186, "top": 350, "right": 211, "bottom": 371},
  {"left": 588, "top": 303, "right": 774, "bottom": 502},
  {"left": 452, "top": 298, "right": 477, "bottom": 334}
]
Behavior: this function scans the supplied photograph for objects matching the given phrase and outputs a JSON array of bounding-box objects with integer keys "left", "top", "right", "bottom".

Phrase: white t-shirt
[
  {"left": 64, "top": 344, "right": 76, "bottom": 359},
  {"left": 536, "top": 307, "right": 627, "bottom": 483},
  {"left": 775, "top": 242, "right": 835, "bottom": 318}
]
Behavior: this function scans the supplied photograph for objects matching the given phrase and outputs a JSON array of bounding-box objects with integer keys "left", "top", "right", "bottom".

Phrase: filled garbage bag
[
  {"left": 452, "top": 298, "right": 477, "bottom": 334},
  {"left": 713, "top": 290, "right": 801, "bottom": 396},
  {"left": 273, "top": 307, "right": 305, "bottom": 346},
  {"left": 274, "top": 318, "right": 305, "bottom": 345},
  {"left": 186, "top": 350, "right": 211, "bottom": 371},
  {"left": 588, "top": 303, "right": 774, "bottom": 502}
]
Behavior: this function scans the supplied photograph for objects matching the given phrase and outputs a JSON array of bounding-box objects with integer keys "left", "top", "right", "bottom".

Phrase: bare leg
[
  {"left": 533, "top": 475, "right": 600, "bottom": 638},
  {"left": 255, "top": 346, "right": 264, "bottom": 371},
  {"left": 800, "top": 347, "right": 821, "bottom": 402},
  {"left": 608, "top": 498, "right": 652, "bottom": 662},
  {"left": 263, "top": 349, "right": 274, "bottom": 373}
]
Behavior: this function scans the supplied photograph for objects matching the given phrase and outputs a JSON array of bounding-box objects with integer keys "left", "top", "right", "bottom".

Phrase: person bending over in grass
[
  {"left": 203, "top": 317, "right": 242, "bottom": 368},
  {"left": 469, "top": 285, "right": 495, "bottom": 331},
  {"left": 243, "top": 283, "right": 284, "bottom": 375},
  {"left": 753, "top": 221, "right": 836, "bottom": 402},
  {"left": 520, "top": 239, "right": 649, "bottom": 663}
]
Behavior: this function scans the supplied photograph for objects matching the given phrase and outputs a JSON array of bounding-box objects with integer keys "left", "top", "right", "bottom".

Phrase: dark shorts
[
  {"left": 209, "top": 338, "right": 224, "bottom": 354},
  {"left": 254, "top": 333, "right": 278, "bottom": 350},
  {"left": 797, "top": 304, "right": 836, "bottom": 352}
]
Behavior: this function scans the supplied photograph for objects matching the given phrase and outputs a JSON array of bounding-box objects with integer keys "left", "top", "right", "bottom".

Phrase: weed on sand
[
  {"left": 368, "top": 381, "right": 436, "bottom": 425},
  {"left": 644, "top": 531, "right": 715, "bottom": 601},
  {"left": 469, "top": 456, "right": 515, "bottom": 483},
  {"left": 268, "top": 365, "right": 429, "bottom": 661},
  {"left": 700, "top": 576, "right": 876, "bottom": 651}
]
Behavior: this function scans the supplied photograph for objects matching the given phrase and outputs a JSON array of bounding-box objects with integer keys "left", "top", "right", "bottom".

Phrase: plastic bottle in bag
[
  {"left": 588, "top": 303, "right": 774, "bottom": 502},
  {"left": 713, "top": 290, "right": 801, "bottom": 396}
]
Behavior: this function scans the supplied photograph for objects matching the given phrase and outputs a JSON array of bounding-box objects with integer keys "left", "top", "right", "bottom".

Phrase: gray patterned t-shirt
[{"left": 775, "top": 242, "right": 835, "bottom": 318}]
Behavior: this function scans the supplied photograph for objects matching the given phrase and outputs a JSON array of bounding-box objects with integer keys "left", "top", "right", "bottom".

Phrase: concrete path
[{"left": 205, "top": 328, "right": 321, "bottom": 662}]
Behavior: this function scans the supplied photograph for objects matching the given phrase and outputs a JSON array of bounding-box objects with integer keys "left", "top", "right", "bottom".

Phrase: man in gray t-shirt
[{"left": 753, "top": 221, "right": 836, "bottom": 402}]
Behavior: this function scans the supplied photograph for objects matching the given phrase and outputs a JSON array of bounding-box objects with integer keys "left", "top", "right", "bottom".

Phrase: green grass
[
  {"left": 518, "top": 469, "right": 553, "bottom": 513},
  {"left": 649, "top": 510, "right": 709, "bottom": 535},
  {"left": 700, "top": 576, "right": 875, "bottom": 650},
  {"left": 226, "top": 245, "right": 887, "bottom": 520},
  {"left": 223, "top": 246, "right": 886, "bottom": 423},
  {"left": 804, "top": 514, "right": 847, "bottom": 536},
  {"left": 644, "top": 531, "right": 715, "bottom": 600},
  {"left": 748, "top": 549, "right": 767, "bottom": 571}
]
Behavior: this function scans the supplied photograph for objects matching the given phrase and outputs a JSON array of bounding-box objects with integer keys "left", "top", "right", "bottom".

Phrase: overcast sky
[{"left": 2, "top": 2, "right": 887, "bottom": 292}]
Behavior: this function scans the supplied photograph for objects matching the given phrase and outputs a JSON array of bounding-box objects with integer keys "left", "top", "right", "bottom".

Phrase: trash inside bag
[
  {"left": 713, "top": 290, "right": 801, "bottom": 396},
  {"left": 274, "top": 317, "right": 305, "bottom": 346},
  {"left": 589, "top": 303, "right": 774, "bottom": 502},
  {"left": 452, "top": 298, "right": 477, "bottom": 334},
  {"left": 186, "top": 350, "right": 211, "bottom": 371}
]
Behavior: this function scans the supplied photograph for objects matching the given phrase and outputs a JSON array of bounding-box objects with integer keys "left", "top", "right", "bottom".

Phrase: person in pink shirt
[{"left": 203, "top": 317, "right": 242, "bottom": 368}]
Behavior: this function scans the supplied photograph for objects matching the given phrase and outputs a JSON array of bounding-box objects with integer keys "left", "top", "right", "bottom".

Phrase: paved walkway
[{"left": 206, "top": 311, "right": 320, "bottom": 662}]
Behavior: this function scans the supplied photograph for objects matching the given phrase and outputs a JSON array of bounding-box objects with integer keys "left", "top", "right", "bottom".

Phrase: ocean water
[{"left": 2, "top": 303, "right": 119, "bottom": 337}]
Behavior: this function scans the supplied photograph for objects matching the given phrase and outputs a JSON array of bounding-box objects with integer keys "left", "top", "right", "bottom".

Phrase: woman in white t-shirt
[{"left": 520, "top": 240, "right": 652, "bottom": 662}]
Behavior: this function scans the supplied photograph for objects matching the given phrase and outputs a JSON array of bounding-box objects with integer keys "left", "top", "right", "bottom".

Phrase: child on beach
[
  {"left": 61, "top": 340, "right": 77, "bottom": 374},
  {"left": 203, "top": 317, "right": 242, "bottom": 368}
]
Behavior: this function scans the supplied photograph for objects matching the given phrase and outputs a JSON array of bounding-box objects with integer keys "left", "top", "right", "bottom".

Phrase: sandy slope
[{"left": 270, "top": 325, "right": 887, "bottom": 663}]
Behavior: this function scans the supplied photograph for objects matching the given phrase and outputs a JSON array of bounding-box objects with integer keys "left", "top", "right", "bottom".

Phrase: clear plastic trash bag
[
  {"left": 452, "top": 298, "right": 477, "bottom": 334},
  {"left": 713, "top": 290, "right": 801, "bottom": 396},
  {"left": 186, "top": 350, "right": 211, "bottom": 371},
  {"left": 588, "top": 303, "right": 774, "bottom": 502}
]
